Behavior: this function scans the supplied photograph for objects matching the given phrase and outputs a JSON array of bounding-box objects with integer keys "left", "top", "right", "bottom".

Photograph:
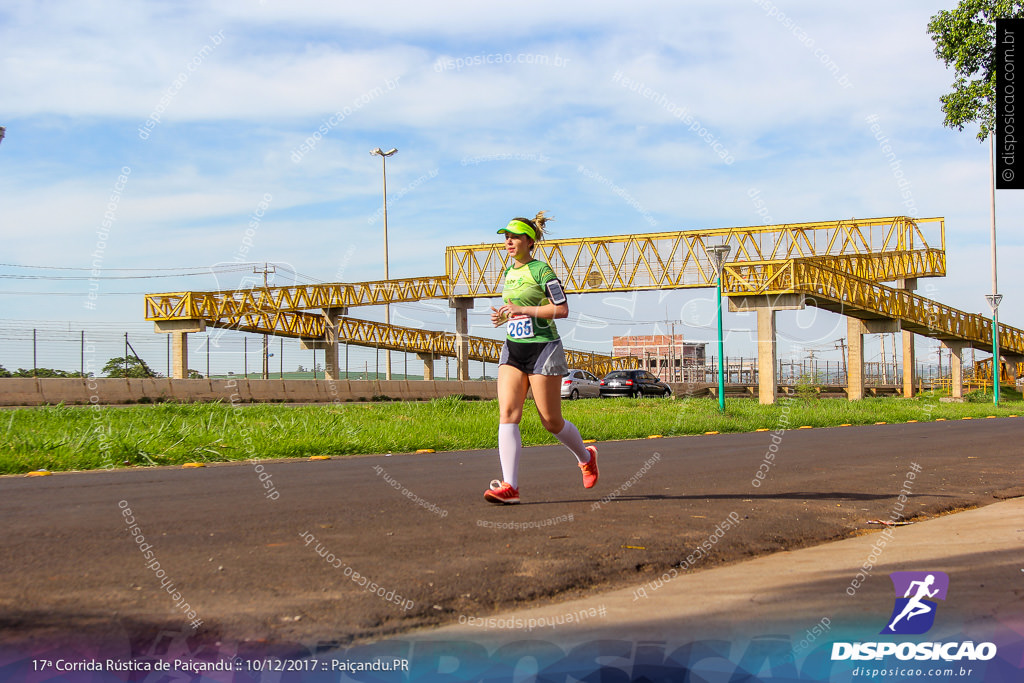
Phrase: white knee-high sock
[
  {"left": 498, "top": 423, "right": 522, "bottom": 488},
  {"left": 555, "top": 421, "right": 590, "bottom": 464}
]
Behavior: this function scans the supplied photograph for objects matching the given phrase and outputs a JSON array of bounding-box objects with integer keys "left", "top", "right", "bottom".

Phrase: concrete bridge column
[
  {"left": 1004, "top": 354, "right": 1024, "bottom": 386},
  {"left": 728, "top": 294, "right": 805, "bottom": 405},
  {"left": 450, "top": 298, "right": 473, "bottom": 381},
  {"left": 418, "top": 353, "right": 436, "bottom": 380},
  {"left": 941, "top": 340, "right": 965, "bottom": 398},
  {"left": 902, "top": 331, "right": 915, "bottom": 398},
  {"left": 756, "top": 307, "right": 777, "bottom": 405},
  {"left": 153, "top": 319, "right": 206, "bottom": 379},
  {"left": 847, "top": 318, "right": 900, "bottom": 401},
  {"left": 898, "top": 278, "right": 918, "bottom": 398},
  {"left": 322, "top": 307, "right": 348, "bottom": 381},
  {"left": 847, "top": 318, "right": 865, "bottom": 401}
]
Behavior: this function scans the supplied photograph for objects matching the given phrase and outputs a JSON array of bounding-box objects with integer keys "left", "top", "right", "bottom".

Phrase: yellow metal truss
[
  {"left": 721, "top": 258, "right": 1024, "bottom": 355},
  {"left": 444, "top": 216, "right": 945, "bottom": 297},
  {"left": 144, "top": 275, "right": 451, "bottom": 321},
  {"left": 145, "top": 215, "right": 1024, "bottom": 365},
  {"left": 204, "top": 314, "right": 639, "bottom": 376}
]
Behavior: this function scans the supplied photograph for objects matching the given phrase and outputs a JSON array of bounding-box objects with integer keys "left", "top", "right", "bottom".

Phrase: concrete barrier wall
[
  {"left": 0, "top": 378, "right": 731, "bottom": 406},
  {"left": 0, "top": 378, "right": 499, "bottom": 406}
]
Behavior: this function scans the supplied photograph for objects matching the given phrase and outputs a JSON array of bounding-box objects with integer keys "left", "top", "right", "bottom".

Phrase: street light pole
[
  {"left": 371, "top": 147, "right": 398, "bottom": 380},
  {"left": 708, "top": 244, "right": 731, "bottom": 413},
  {"left": 988, "top": 132, "right": 1001, "bottom": 406}
]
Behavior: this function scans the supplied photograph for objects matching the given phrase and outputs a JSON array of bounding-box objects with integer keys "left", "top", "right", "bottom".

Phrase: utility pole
[
  {"left": 891, "top": 332, "right": 898, "bottom": 384},
  {"left": 254, "top": 263, "right": 276, "bottom": 379},
  {"left": 805, "top": 348, "right": 818, "bottom": 382},
  {"left": 879, "top": 335, "right": 888, "bottom": 385},
  {"left": 670, "top": 320, "right": 677, "bottom": 383},
  {"left": 834, "top": 338, "right": 848, "bottom": 384}
]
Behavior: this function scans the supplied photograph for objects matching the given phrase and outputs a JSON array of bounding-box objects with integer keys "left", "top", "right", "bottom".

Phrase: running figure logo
[{"left": 881, "top": 571, "right": 949, "bottom": 635}]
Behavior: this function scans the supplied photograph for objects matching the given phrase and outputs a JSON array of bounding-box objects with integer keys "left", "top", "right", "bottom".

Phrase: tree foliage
[
  {"left": 928, "top": 1, "right": 1024, "bottom": 140},
  {"left": 0, "top": 365, "right": 88, "bottom": 378},
  {"left": 102, "top": 356, "right": 159, "bottom": 378}
]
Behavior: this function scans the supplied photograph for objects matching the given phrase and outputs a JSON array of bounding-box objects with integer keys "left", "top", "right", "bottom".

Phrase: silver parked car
[{"left": 561, "top": 368, "right": 601, "bottom": 399}]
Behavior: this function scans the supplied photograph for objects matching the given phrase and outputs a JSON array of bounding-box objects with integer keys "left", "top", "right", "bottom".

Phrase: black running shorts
[{"left": 498, "top": 339, "right": 569, "bottom": 376}]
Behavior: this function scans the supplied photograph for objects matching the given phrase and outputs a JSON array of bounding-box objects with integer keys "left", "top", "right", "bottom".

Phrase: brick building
[{"left": 612, "top": 335, "right": 707, "bottom": 382}]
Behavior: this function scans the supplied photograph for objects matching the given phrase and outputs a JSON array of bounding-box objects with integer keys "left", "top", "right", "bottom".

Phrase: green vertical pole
[
  {"left": 716, "top": 277, "right": 726, "bottom": 412},
  {"left": 993, "top": 312, "right": 1000, "bottom": 406}
]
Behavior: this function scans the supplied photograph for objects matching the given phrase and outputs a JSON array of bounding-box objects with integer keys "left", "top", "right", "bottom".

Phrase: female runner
[{"left": 485, "top": 211, "right": 598, "bottom": 504}]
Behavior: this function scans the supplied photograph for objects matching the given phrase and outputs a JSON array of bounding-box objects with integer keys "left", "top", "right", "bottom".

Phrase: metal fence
[
  {"left": 650, "top": 356, "right": 975, "bottom": 388},
  {"left": 0, "top": 322, "right": 497, "bottom": 381},
  {"left": 0, "top": 321, "right": 984, "bottom": 386}
]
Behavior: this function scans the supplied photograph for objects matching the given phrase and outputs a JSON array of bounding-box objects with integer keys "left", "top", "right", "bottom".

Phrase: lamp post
[
  {"left": 708, "top": 244, "right": 731, "bottom": 412},
  {"left": 988, "top": 131, "right": 1001, "bottom": 406},
  {"left": 370, "top": 147, "right": 397, "bottom": 380},
  {"left": 987, "top": 294, "right": 1002, "bottom": 404}
]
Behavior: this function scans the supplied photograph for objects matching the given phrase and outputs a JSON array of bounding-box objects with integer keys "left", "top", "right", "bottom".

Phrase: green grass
[{"left": 2, "top": 390, "right": 1022, "bottom": 475}]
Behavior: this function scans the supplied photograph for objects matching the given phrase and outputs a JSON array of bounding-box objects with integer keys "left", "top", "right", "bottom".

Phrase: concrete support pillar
[
  {"left": 172, "top": 332, "right": 189, "bottom": 380},
  {"left": 153, "top": 319, "right": 206, "bottom": 379},
  {"left": 1004, "top": 354, "right": 1024, "bottom": 385},
  {"left": 942, "top": 340, "right": 965, "bottom": 398},
  {"left": 846, "top": 318, "right": 899, "bottom": 401},
  {"left": 450, "top": 298, "right": 473, "bottom": 381},
  {"left": 847, "top": 318, "right": 865, "bottom": 401},
  {"left": 902, "top": 330, "right": 915, "bottom": 398},
  {"left": 896, "top": 278, "right": 917, "bottom": 399},
  {"left": 728, "top": 293, "right": 805, "bottom": 406},
  {"left": 418, "top": 353, "right": 435, "bottom": 381},
  {"left": 322, "top": 307, "right": 348, "bottom": 381},
  {"left": 757, "top": 307, "right": 777, "bottom": 405}
]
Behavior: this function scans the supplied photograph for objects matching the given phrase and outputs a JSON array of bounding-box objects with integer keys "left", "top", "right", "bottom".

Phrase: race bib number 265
[{"left": 506, "top": 316, "right": 534, "bottom": 339}]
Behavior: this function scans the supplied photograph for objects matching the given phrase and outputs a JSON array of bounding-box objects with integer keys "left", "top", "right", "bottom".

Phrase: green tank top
[{"left": 501, "top": 260, "right": 560, "bottom": 343}]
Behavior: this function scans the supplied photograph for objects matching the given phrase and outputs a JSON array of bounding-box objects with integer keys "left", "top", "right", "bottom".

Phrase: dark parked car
[{"left": 599, "top": 370, "right": 672, "bottom": 398}]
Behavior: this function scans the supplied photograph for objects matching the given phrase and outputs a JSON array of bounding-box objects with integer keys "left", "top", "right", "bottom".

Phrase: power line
[{"left": 0, "top": 262, "right": 256, "bottom": 272}]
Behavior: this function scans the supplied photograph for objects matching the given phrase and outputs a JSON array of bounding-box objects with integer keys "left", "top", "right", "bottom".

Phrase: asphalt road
[{"left": 1, "top": 418, "right": 1022, "bottom": 660}]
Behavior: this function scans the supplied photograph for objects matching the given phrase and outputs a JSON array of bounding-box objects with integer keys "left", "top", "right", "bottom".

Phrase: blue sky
[{"left": 1, "top": 0, "right": 1019, "bottom": 375}]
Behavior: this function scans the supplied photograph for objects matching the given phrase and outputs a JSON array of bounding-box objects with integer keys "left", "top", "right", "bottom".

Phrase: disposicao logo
[
  {"left": 832, "top": 570, "right": 997, "bottom": 663},
  {"left": 881, "top": 571, "right": 949, "bottom": 635}
]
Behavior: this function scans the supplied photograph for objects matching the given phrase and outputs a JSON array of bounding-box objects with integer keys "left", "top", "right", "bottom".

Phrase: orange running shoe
[
  {"left": 484, "top": 479, "right": 520, "bottom": 505},
  {"left": 579, "top": 446, "right": 599, "bottom": 488}
]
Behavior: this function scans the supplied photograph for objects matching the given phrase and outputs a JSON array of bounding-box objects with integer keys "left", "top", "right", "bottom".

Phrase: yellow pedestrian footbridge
[{"left": 145, "top": 215, "right": 1022, "bottom": 402}]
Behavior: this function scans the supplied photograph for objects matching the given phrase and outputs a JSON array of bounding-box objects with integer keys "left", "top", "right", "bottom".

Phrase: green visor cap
[{"left": 497, "top": 220, "right": 537, "bottom": 240}]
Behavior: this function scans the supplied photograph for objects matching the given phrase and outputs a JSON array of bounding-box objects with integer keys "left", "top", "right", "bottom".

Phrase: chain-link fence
[
  {"left": 0, "top": 322, "right": 497, "bottom": 381},
  {"left": 0, "top": 320, "right": 974, "bottom": 386}
]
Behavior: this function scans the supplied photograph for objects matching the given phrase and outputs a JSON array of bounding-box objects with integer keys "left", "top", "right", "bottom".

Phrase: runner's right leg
[{"left": 490, "top": 363, "right": 529, "bottom": 496}]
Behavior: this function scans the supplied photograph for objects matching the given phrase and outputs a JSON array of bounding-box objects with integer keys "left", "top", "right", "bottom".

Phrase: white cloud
[{"left": 1, "top": 0, "right": 1020, "bottom": 363}]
